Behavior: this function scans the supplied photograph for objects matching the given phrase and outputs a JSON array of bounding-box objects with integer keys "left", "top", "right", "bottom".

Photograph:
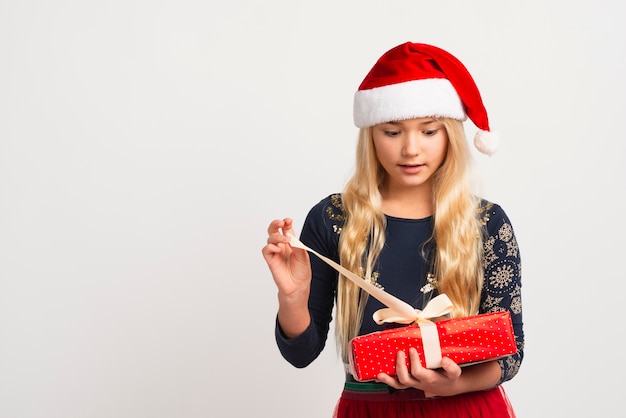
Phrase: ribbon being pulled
[{"left": 288, "top": 233, "right": 453, "bottom": 368}]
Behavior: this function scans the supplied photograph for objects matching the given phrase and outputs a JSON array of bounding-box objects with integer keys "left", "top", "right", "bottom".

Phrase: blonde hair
[{"left": 336, "top": 118, "right": 483, "bottom": 363}]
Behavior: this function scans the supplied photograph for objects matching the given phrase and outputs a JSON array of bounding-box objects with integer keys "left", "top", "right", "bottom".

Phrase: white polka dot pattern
[{"left": 349, "top": 311, "right": 516, "bottom": 382}]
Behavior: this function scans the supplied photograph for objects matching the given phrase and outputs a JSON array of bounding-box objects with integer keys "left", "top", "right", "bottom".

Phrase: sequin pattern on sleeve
[{"left": 478, "top": 202, "right": 524, "bottom": 384}]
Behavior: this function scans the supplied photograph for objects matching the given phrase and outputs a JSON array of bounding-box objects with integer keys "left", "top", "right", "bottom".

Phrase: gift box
[{"left": 349, "top": 311, "right": 516, "bottom": 382}]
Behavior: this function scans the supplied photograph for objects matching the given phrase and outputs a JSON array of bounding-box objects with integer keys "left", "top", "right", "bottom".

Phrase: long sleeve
[
  {"left": 274, "top": 195, "right": 343, "bottom": 368},
  {"left": 479, "top": 202, "right": 524, "bottom": 384}
]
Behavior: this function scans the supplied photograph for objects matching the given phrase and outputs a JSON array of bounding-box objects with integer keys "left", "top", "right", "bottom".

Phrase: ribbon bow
[{"left": 288, "top": 234, "right": 453, "bottom": 368}]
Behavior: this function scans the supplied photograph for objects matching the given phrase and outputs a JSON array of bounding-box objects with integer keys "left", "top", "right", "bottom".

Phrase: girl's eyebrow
[{"left": 385, "top": 119, "right": 439, "bottom": 127}]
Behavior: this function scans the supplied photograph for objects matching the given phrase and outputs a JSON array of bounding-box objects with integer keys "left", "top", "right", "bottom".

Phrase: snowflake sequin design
[
  {"left": 509, "top": 283, "right": 522, "bottom": 298},
  {"left": 489, "top": 264, "right": 515, "bottom": 289},
  {"left": 510, "top": 296, "right": 522, "bottom": 315},
  {"left": 505, "top": 237, "right": 519, "bottom": 258},
  {"left": 365, "top": 272, "right": 383, "bottom": 290},
  {"left": 481, "top": 294, "right": 504, "bottom": 312},
  {"left": 498, "top": 223, "right": 513, "bottom": 242},
  {"left": 503, "top": 353, "right": 521, "bottom": 379},
  {"left": 420, "top": 272, "right": 437, "bottom": 294},
  {"left": 482, "top": 236, "right": 498, "bottom": 267}
]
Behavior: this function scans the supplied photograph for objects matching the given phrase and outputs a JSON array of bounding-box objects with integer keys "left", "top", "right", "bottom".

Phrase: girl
[{"left": 262, "top": 42, "right": 524, "bottom": 418}]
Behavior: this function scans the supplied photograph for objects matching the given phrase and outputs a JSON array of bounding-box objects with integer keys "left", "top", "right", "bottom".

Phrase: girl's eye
[
  {"left": 424, "top": 129, "right": 437, "bottom": 136},
  {"left": 384, "top": 130, "right": 400, "bottom": 137}
]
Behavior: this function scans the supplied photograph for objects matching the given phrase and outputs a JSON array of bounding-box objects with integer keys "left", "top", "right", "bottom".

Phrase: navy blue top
[{"left": 275, "top": 194, "right": 524, "bottom": 385}]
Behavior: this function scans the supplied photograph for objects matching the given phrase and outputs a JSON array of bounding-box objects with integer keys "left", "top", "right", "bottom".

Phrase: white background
[{"left": 1, "top": 1, "right": 625, "bottom": 417}]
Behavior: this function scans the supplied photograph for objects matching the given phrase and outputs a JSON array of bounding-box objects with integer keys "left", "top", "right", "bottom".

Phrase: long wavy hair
[{"left": 336, "top": 118, "right": 484, "bottom": 362}]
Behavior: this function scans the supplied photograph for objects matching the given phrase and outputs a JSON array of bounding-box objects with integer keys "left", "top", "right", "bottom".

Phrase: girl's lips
[{"left": 399, "top": 164, "right": 424, "bottom": 174}]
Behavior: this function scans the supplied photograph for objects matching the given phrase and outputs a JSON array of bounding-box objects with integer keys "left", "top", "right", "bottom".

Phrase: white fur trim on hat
[
  {"left": 473, "top": 129, "right": 500, "bottom": 156},
  {"left": 353, "top": 78, "right": 467, "bottom": 128}
]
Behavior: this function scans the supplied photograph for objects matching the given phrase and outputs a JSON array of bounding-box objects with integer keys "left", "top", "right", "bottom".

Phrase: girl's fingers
[
  {"left": 267, "top": 219, "right": 295, "bottom": 240},
  {"left": 266, "top": 220, "right": 289, "bottom": 245},
  {"left": 267, "top": 219, "right": 284, "bottom": 235},
  {"left": 439, "top": 357, "right": 462, "bottom": 379},
  {"left": 280, "top": 218, "right": 294, "bottom": 234},
  {"left": 395, "top": 351, "right": 414, "bottom": 384},
  {"left": 408, "top": 347, "right": 426, "bottom": 376}
]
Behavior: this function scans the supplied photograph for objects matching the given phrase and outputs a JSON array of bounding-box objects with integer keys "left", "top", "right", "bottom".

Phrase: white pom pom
[{"left": 473, "top": 129, "right": 500, "bottom": 156}]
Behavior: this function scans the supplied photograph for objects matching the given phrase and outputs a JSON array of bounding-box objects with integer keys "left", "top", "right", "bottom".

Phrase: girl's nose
[{"left": 401, "top": 132, "right": 421, "bottom": 156}]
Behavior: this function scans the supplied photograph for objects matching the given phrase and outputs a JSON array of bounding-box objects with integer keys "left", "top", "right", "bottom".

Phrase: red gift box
[{"left": 349, "top": 311, "right": 516, "bottom": 382}]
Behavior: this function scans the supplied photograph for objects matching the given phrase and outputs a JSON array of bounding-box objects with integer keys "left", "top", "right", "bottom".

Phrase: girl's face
[{"left": 372, "top": 117, "right": 449, "bottom": 192}]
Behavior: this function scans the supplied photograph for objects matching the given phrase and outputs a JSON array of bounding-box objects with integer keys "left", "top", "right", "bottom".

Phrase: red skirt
[{"left": 333, "top": 382, "right": 515, "bottom": 418}]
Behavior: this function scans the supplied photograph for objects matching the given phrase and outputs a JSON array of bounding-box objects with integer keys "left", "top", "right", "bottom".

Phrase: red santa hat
[{"left": 353, "top": 42, "right": 499, "bottom": 156}]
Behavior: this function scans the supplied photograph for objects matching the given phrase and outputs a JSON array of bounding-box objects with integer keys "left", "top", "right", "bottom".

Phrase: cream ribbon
[{"left": 288, "top": 233, "right": 453, "bottom": 368}]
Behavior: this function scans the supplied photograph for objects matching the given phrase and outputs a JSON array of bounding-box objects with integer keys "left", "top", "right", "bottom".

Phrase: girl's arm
[
  {"left": 262, "top": 217, "right": 312, "bottom": 338},
  {"left": 269, "top": 195, "right": 342, "bottom": 368}
]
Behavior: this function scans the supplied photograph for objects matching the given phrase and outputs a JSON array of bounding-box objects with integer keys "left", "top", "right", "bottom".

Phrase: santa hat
[{"left": 353, "top": 42, "right": 499, "bottom": 156}]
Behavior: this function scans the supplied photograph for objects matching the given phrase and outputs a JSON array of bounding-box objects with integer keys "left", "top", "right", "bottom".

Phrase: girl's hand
[
  {"left": 261, "top": 218, "right": 311, "bottom": 297},
  {"left": 376, "top": 348, "right": 463, "bottom": 397}
]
